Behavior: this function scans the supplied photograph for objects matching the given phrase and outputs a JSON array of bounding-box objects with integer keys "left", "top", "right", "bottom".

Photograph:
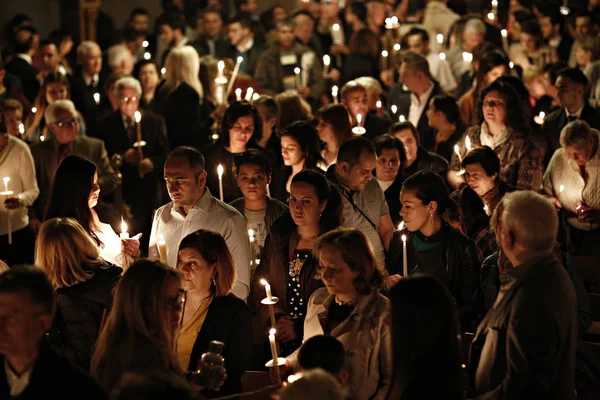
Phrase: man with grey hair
[
  {"left": 446, "top": 17, "right": 486, "bottom": 79},
  {"left": 107, "top": 44, "right": 134, "bottom": 75},
  {"left": 71, "top": 41, "right": 108, "bottom": 125},
  {"left": 94, "top": 77, "right": 169, "bottom": 252},
  {"left": 469, "top": 191, "right": 577, "bottom": 399},
  {"left": 29, "top": 100, "right": 117, "bottom": 231}
]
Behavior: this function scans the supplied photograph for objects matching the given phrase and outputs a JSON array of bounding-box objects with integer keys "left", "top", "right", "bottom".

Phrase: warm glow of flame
[
  {"left": 323, "top": 54, "right": 330, "bottom": 65},
  {"left": 381, "top": 50, "right": 388, "bottom": 57},
  {"left": 454, "top": 144, "right": 460, "bottom": 156},
  {"left": 218, "top": 60, "right": 224, "bottom": 72},
  {"left": 437, "top": 34, "right": 444, "bottom": 44},
  {"left": 559, "top": 185, "right": 565, "bottom": 193},
  {"left": 391, "top": 105, "right": 397, "bottom": 114},
  {"left": 333, "top": 23, "right": 340, "bottom": 31},
  {"left": 31, "top": 107, "right": 37, "bottom": 114},
  {"left": 356, "top": 114, "right": 362, "bottom": 124},
  {"left": 269, "top": 328, "right": 276, "bottom": 336},
  {"left": 294, "top": 67, "right": 301, "bottom": 74},
  {"left": 401, "top": 234, "right": 407, "bottom": 242},
  {"left": 465, "top": 136, "right": 471, "bottom": 151},
  {"left": 260, "top": 279, "right": 268, "bottom": 286},
  {"left": 217, "top": 164, "right": 224, "bottom": 177},
  {"left": 18, "top": 124, "right": 24, "bottom": 134},
  {"left": 399, "top": 221, "right": 405, "bottom": 230},
  {"left": 399, "top": 115, "right": 405, "bottom": 123},
  {"left": 376, "top": 100, "right": 382, "bottom": 108},
  {"left": 501, "top": 29, "right": 507, "bottom": 38},
  {"left": 332, "top": 85, "right": 338, "bottom": 95},
  {"left": 121, "top": 217, "right": 127, "bottom": 234},
  {"left": 393, "top": 43, "right": 401, "bottom": 51},
  {"left": 248, "top": 228, "right": 254, "bottom": 237},
  {"left": 134, "top": 111, "right": 141, "bottom": 123},
  {"left": 237, "top": 56, "right": 243, "bottom": 63}
]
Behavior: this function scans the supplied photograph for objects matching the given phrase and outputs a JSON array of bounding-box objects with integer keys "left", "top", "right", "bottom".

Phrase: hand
[
  {"left": 269, "top": 360, "right": 292, "bottom": 385},
  {"left": 121, "top": 233, "right": 142, "bottom": 259},
  {"left": 139, "top": 158, "right": 154, "bottom": 175},
  {"left": 124, "top": 148, "right": 142, "bottom": 164},
  {"left": 550, "top": 196, "right": 562, "bottom": 211},
  {"left": 328, "top": 68, "right": 341, "bottom": 83},
  {"left": 29, "top": 218, "right": 42, "bottom": 233},
  {"left": 384, "top": 274, "right": 403, "bottom": 291},
  {"left": 4, "top": 197, "right": 23, "bottom": 209},
  {"left": 297, "top": 86, "right": 311, "bottom": 99},
  {"left": 275, "top": 315, "right": 298, "bottom": 343}
]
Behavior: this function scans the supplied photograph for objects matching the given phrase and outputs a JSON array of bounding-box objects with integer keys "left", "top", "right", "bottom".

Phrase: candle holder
[
  {"left": 265, "top": 357, "right": 287, "bottom": 368},
  {"left": 133, "top": 140, "right": 147, "bottom": 148}
]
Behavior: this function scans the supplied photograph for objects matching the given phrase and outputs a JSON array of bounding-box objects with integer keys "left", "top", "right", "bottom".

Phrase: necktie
[
  {"left": 125, "top": 117, "right": 135, "bottom": 142},
  {"left": 567, "top": 115, "right": 577, "bottom": 123}
]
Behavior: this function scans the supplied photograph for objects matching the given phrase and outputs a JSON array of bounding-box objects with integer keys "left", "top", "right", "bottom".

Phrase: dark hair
[
  {"left": 281, "top": 121, "right": 324, "bottom": 169},
  {"left": 556, "top": 67, "right": 589, "bottom": 88},
  {"left": 49, "top": 29, "right": 72, "bottom": 44},
  {"left": 458, "top": 186, "right": 490, "bottom": 239},
  {"left": 373, "top": 134, "right": 407, "bottom": 165},
  {"left": 130, "top": 7, "right": 150, "bottom": 19},
  {"left": 220, "top": 101, "right": 262, "bottom": 147},
  {"left": 316, "top": 104, "right": 352, "bottom": 144},
  {"left": 461, "top": 146, "right": 500, "bottom": 177},
  {"left": 0, "top": 266, "right": 55, "bottom": 315},
  {"left": 111, "top": 372, "right": 199, "bottom": 400},
  {"left": 540, "top": 7, "right": 563, "bottom": 26},
  {"left": 388, "top": 121, "right": 420, "bottom": 145},
  {"left": 276, "top": 17, "right": 295, "bottom": 30},
  {"left": 337, "top": 136, "right": 376, "bottom": 168},
  {"left": 157, "top": 13, "right": 187, "bottom": 33},
  {"left": 406, "top": 27, "right": 429, "bottom": 43},
  {"left": 167, "top": 146, "right": 206, "bottom": 174},
  {"left": 388, "top": 275, "right": 461, "bottom": 398},
  {"left": 349, "top": 2, "right": 367, "bottom": 22},
  {"left": 402, "top": 170, "right": 450, "bottom": 215},
  {"left": 401, "top": 51, "right": 432, "bottom": 79},
  {"left": 474, "top": 50, "right": 509, "bottom": 99},
  {"left": 36, "top": 71, "right": 71, "bottom": 109},
  {"left": 229, "top": 13, "right": 252, "bottom": 30},
  {"left": 543, "top": 62, "right": 568, "bottom": 85},
  {"left": 39, "top": 39, "right": 58, "bottom": 50},
  {"left": 45, "top": 155, "right": 101, "bottom": 246},
  {"left": 472, "top": 42, "right": 499, "bottom": 65},
  {"left": 254, "top": 95, "right": 279, "bottom": 133},
  {"left": 133, "top": 59, "right": 159, "bottom": 80},
  {"left": 234, "top": 148, "right": 272, "bottom": 176},
  {"left": 298, "top": 336, "right": 345, "bottom": 376},
  {"left": 291, "top": 169, "right": 343, "bottom": 234},
  {"left": 348, "top": 28, "right": 380, "bottom": 57},
  {"left": 431, "top": 95, "right": 462, "bottom": 126},
  {"left": 519, "top": 19, "right": 542, "bottom": 48},
  {"left": 477, "top": 78, "right": 530, "bottom": 135},
  {"left": 261, "top": 6, "right": 286, "bottom": 31}
]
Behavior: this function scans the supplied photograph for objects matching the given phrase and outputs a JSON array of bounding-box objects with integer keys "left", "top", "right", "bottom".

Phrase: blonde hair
[
  {"left": 35, "top": 217, "right": 102, "bottom": 289},
  {"left": 0, "top": 260, "right": 8, "bottom": 274},
  {"left": 76, "top": 40, "right": 100, "bottom": 63},
  {"left": 164, "top": 46, "right": 203, "bottom": 101},
  {"left": 91, "top": 260, "right": 183, "bottom": 392}
]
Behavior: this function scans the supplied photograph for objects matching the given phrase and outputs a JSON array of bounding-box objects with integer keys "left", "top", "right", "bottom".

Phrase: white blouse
[{"left": 94, "top": 221, "right": 124, "bottom": 267}]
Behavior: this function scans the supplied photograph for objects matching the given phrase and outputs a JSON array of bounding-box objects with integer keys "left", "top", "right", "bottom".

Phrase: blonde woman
[
  {"left": 153, "top": 46, "right": 212, "bottom": 149},
  {"left": 36, "top": 217, "right": 122, "bottom": 371}
]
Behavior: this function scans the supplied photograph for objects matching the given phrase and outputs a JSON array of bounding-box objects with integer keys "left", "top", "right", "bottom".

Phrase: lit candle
[
  {"left": 381, "top": 50, "right": 389, "bottom": 70},
  {"left": 248, "top": 228, "right": 255, "bottom": 245},
  {"left": 18, "top": 124, "right": 24, "bottom": 136},
  {"left": 352, "top": 114, "right": 366, "bottom": 135},
  {"left": 323, "top": 54, "right": 331, "bottom": 75},
  {"left": 235, "top": 88, "right": 242, "bottom": 101},
  {"left": 487, "top": 12, "right": 495, "bottom": 21},
  {"left": 2, "top": 177, "right": 12, "bottom": 245},
  {"left": 31, "top": 107, "right": 37, "bottom": 114},
  {"left": 268, "top": 328, "right": 282, "bottom": 384},
  {"left": 483, "top": 204, "right": 490, "bottom": 215},
  {"left": 252, "top": 92, "right": 259, "bottom": 101},
  {"left": 332, "top": 85, "right": 339, "bottom": 104},
  {"left": 393, "top": 43, "right": 401, "bottom": 52},
  {"left": 260, "top": 278, "right": 273, "bottom": 301},
  {"left": 401, "top": 234, "right": 408, "bottom": 277},
  {"left": 399, "top": 115, "right": 405, "bottom": 123},
  {"left": 134, "top": 111, "right": 144, "bottom": 179},
  {"left": 465, "top": 135, "right": 471, "bottom": 152},
  {"left": 217, "top": 164, "right": 224, "bottom": 202},
  {"left": 226, "top": 56, "right": 243, "bottom": 98},
  {"left": 376, "top": 100, "right": 382, "bottom": 109},
  {"left": 454, "top": 144, "right": 463, "bottom": 164},
  {"left": 143, "top": 52, "right": 151, "bottom": 60},
  {"left": 559, "top": 184, "right": 565, "bottom": 193},
  {"left": 509, "top": 61, "right": 514, "bottom": 69},
  {"left": 398, "top": 221, "right": 405, "bottom": 231},
  {"left": 294, "top": 67, "right": 302, "bottom": 88},
  {"left": 93, "top": 92, "right": 100, "bottom": 105},
  {"left": 439, "top": 52, "right": 446, "bottom": 60},
  {"left": 501, "top": 29, "right": 509, "bottom": 53},
  {"left": 462, "top": 52, "right": 473, "bottom": 62},
  {"left": 157, "top": 235, "right": 168, "bottom": 264},
  {"left": 391, "top": 104, "right": 397, "bottom": 116},
  {"left": 244, "top": 87, "right": 254, "bottom": 101},
  {"left": 534, "top": 111, "right": 546, "bottom": 125},
  {"left": 142, "top": 40, "right": 149, "bottom": 48},
  {"left": 215, "top": 60, "right": 228, "bottom": 84},
  {"left": 120, "top": 217, "right": 129, "bottom": 240},
  {"left": 331, "top": 23, "right": 344, "bottom": 44},
  {"left": 2, "top": 177, "right": 9, "bottom": 193},
  {"left": 437, "top": 34, "right": 444, "bottom": 44},
  {"left": 161, "top": 67, "right": 166, "bottom": 76}
]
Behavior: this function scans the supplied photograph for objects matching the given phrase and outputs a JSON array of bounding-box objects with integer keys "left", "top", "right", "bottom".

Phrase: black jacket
[
  {"left": 542, "top": 101, "right": 600, "bottom": 158},
  {"left": 364, "top": 111, "right": 392, "bottom": 142},
  {"left": 0, "top": 339, "right": 107, "bottom": 400},
  {"left": 4, "top": 57, "right": 39, "bottom": 103},
  {"left": 47, "top": 264, "right": 122, "bottom": 371},
  {"left": 187, "top": 294, "right": 253, "bottom": 397},
  {"left": 192, "top": 36, "right": 230, "bottom": 58},
  {"left": 380, "top": 176, "right": 403, "bottom": 227},
  {"left": 222, "top": 40, "right": 267, "bottom": 78},
  {"left": 70, "top": 68, "right": 110, "bottom": 127},
  {"left": 399, "top": 146, "right": 448, "bottom": 183}
]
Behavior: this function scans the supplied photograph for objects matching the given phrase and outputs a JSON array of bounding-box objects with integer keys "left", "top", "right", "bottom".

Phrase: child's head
[
  {"left": 0, "top": 99, "right": 24, "bottom": 137},
  {"left": 297, "top": 335, "right": 347, "bottom": 383}
]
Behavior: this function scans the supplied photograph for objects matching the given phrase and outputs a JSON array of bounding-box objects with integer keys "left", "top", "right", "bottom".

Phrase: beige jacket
[{"left": 286, "top": 288, "right": 392, "bottom": 400}]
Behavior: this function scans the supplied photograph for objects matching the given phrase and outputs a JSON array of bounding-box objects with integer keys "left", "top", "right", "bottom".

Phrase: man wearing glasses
[{"left": 29, "top": 99, "right": 117, "bottom": 232}]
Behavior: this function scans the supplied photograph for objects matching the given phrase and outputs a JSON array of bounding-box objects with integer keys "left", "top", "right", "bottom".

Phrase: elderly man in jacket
[{"left": 469, "top": 191, "right": 577, "bottom": 400}]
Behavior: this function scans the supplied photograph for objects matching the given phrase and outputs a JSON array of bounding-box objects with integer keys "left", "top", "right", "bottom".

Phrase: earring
[{"left": 212, "top": 274, "right": 217, "bottom": 287}]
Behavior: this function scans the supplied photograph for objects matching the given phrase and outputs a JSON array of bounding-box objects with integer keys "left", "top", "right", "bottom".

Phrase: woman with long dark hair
[
  {"left": 45, "top": 155, "right": 140, "bottom": 267},
  {"left": 426, "top": 95, "right": 466, "bottom": 162},
  {"left": 253, "top": 169, "right": 342, "bottom": 356},
  {"left": 315, "top": 104, "right": 352, "bottom": 171}
]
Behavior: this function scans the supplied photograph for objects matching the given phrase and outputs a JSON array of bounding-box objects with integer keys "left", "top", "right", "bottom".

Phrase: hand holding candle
[{"left": 401, "top": 234, "right": 408, "bottom": 277}]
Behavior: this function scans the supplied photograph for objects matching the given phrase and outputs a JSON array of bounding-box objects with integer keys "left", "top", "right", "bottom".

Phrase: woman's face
[
  {"left": 88, "top": 172, "right": 100, "bottom": 209},
  {"left": 520, "top": 32, "right": 538, "bottom": 53},
  {"left": 139, "top": 64, "right": 160, "bottom": 91},
  {"left": 425, "top": 101, "right": 442, "bottom": 128},
  {"left": 163, "top": 276, "right": 185, "bottom": 334},
  {"left": 464, "top": 162, "right": 497, "bottom": 197},
  {"left": 575, "top": 47, "right": 592, "bottom": 68},
  {"left": 316, "top": 118, "right": 336, "bottom": 143},
  {"left": 281, "top": 136, "right": 305, "bottom": 167},
  {"left": 393, "top": 129, "right": 418, "bottom": 162},
  {"left": 482, "top": 90, "right": 507, "bottom": 126},
  {"left": 229, "top": 115, "right": 254, "bottom": 149},
  {"left": 565, "top": 141, "right": 595, "bottom": 166},
  {"left": 484, "top": 65, "right": 508, "bottom": 86},
  {"left": 399, "top": 188, "right": 434, "bottom": 232},
  {"left": 289, "top": 181, "right": 326, "bottom": 228},
  {"left": 46, "top": 82, "right": 69, "bottom": 104},
  {"left": 319, "top": 244, "right": 359, "bottom": 298},
  {"left": 376, "top": 148, "right": 401, "bottom": 182},
  {"left": 177, "top": 247, "right": 215, "bottom": 294}
]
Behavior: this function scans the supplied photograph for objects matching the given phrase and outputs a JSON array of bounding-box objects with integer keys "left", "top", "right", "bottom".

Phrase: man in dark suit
[
  {"left": 192, "top": 7, "right": 230, "bottom": 58},
  {"left": 469, "top": 192, "right": 577, "bottom": 400},
  {"left": 4, "top": 27, "right": 40, "bottom": 104},
  {"left": 70, "top": 40, "right": 108, "bottom": 127},
  {"left": 0, "top": 267, "right": 107, "bottom": 400},
  {"left": 542, "top": 68, "right": 600, "bottom": 159},
  {"left": 341, "top": 80, "right": 391, "bottom": 141},
  {"left": 29, "top": 100, "right": 117, "bottom": 230},
  {"left": 224, "top": 13, "right": 266, "bottom": 77},
  {"left": 93, "top": 77, "right": 170, "bottom": 253},
  {"left": 389, "top": 52, "right": 445, "bottom": 152}
]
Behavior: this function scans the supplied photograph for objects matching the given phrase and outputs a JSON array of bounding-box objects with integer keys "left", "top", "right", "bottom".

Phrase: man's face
[
  {"left": 463, "top": 32, "right": 484, "bottom": 52},
  {"left": 556, "top": 76, "right": 584, "bottom": 110},
  {"left": 49, "top": 109, "right": 79, "bottom": 144},
  {"left": 82, "top": 45, "right": 102, "bottom": 76},
  {"left": 131, "top": 14, "right": 150, "bottom": 34},
  {"left": 393, "top": 129, "right": 418, "bottom": 162},
  {"left": 2, "top": 110, "right": 23, "bottom": 137},
  {"left": 294, "top": 16, "right": 314, "bottom": 44},
  {"left": 139, "top": 64, "right": 160, "bottom": 90},
  {"left": 399, "top": 63, "right": 421, "bottom": 93},
  {"left": 237, "top": 163, "right": 269, "bottom": 202},
  {"left": 0, "top": 292, "right": 51, "bottom": 359},
  {"left": 164, "top": 157, "right": 206, "bottom": 208},
  {"left": 118, "top": 87, "right": 140, "bottom": 119},
  {"left": 228, "top": 22, "right": 249, "bottom": 47},
  {"left": 520, "top": 32, "right": 538, "bottom": 53},
  {"left": 343, "top": 88, "right": 368, "bottom": 119},
  {"left": 40, "top": 43, "right": 59, "bottom": 72},
  {"left": 203, "top": 12, "right": 223, "bottom": 38},
  {"left": 407, "top": 35, "right": 427, "bottom": 56},
  {"left": 276, "top": 25, "right": 295, "bottom": 50},
  {"left": 538, "top": 17, "right": 556, "bottom": 39},
  {"left": 340, "top": 151, "right": 377, "bottom": 191},
  {"left": 160, "top": 24, "right": 176, "bottom": 46},
  {"left": 575, "top": 17, "right": 593, "bottom": 38}
]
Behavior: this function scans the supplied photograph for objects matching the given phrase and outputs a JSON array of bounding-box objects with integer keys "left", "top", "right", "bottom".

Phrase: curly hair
[{"left": 476, "top": 78, "right": 530, "bottom": 136}]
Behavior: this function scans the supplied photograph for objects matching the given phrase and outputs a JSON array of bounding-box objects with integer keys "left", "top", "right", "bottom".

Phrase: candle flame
[
  {"left": 332, "top": 23, "right": 340, "bottom": 31},
  {"left": 294, "top": 67, "right": 301, "bottom": 74},
  {"left": 376, "top": 100, "right": 382, "bottom": 108},
  {"left": 487, "top": 12, "right": 495, "bottom": 20},
  {"left": 31, "top": 107, "right": 37, "bottom": 114},
  {"left": 399, "top": 115, "right": 405, "bottom": 123},
  {"left": 18, "top": 123, "right": 24, "bottom": 134},
  {"left": 269, "top": 328, "right": 276, "bottom": 335},
  {"left": 356, "top": 114, "right": 362, "bottom": 124},
  {"left": 218, "top": 60, "right": 225, "bottom": 71},
  {"left": 248, "top": 228, "right": 254, "bottom": 237},
  {"left": 323, "top": 54, "right": 330, "bottom": 65},
  {"left": 393, "top": 43, "right": 401, "bottom": 51},
  {"left": 217, "top": 164, "right": 224, "bottom": 177},
  {"left": 398, "top": 221, "right": 405, "bottom": 230},
  {"left": 332, "top": 85, "right": 338, "bottom": 95},
  {"left": 237, "top": 56, "right": 243, "bottom": 63},
  {"left": 401, "top": 234, "right": 407, "bottom": 242},
  {"left": 252, "top": 92, "right": 259, "bottom": 101},
  {"left": 501, "top": 29, "right": 507, "bottom": 38},
  {"left": 161, "top": 67, "right": 166, "bottom": 75},
  {"left": 559, "top": 185, "right": 565, "bottom": 193},
  {"left": 454, "top": 144, "right": 460, "bottom": 156},
  {"left": 134, "top": 111, "right": 141, "bottom": 123},
  {"left": 437, "top": 34, "right": 444, "bottom": 44},
  {"left": 93, "top": 92, "right": 100, "bottom": 104},
  {"left": 120, "top": 217, "right": 127, "bottom": 235},
  {"left": 439, "top": 52, "right": 446, "bottom": 60},
  {"left": 260, "top": 279, "right": 268, "bottom": 286},
  {"left": 158, "top": 234, "right": 166, "bottom": 244},
  {"left": 143, "top": 52, "right": 151, "bottom": 60},
  {"left": 509, "top": 61, "right": 514, "bottom": 69},
  {"left": 142, "top": 40, "right": 149, "bottom": 48},
  {"left": 391, "top": 105, "right": 397, "bottom": 114},
  {"left": 539, "top": 111, "right": 545, "bottom": 119},
  {"left": 381, "top": 50, "right": 388, "bottom": 57},
  {"left": 462, "top": 52, "right": 473, "bottom": 62},
  {"left": 3, "top": 177, "right": 10, "bottom": 186},
  {"left": 465, "top": 136, "right": 471, "bottom": 151}
]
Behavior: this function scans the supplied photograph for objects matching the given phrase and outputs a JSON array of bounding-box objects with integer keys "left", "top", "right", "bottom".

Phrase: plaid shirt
[{"left": 450, "top": 125, "right": 543, "bottom": 191}]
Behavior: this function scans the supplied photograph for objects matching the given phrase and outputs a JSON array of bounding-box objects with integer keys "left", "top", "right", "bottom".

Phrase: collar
[
  {"left": 16, "top": 53, "right": 32, "bottom": 64},
  {"left": 566, "top": 104, "right": 585, "bottom": 119},
  {"left": 481, "top": 181, "right": 504, "bottom": 213},
  {"left": 83, "top": 73, "right": 99, "bottom": 86},
  {"left": 237, "top": 37, "right": 254, "bottom": 53},
  {"left": 52, "top": 138, "right": 74, "bottom": 152},
  {"left": 505, "top": 253, "right": 554, "bottom": 282},
  {"left": 121, "top": 113, "right": 134, "bottom": 126},
  {"left": 171, "top": 187, "right": 214, "bottom": 216},
  {"left": 4, "top": 357, "right": 34, "bottom": 397},
  {"left": 410, "top": 81, "right": 435, "bottom": 106}
]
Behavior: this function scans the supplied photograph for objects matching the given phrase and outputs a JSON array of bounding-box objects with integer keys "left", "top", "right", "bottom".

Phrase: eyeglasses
[
  {"left": 120, "top": 96, "right": 139, "bottom": 104},
  {"left": 482, "top": 100, "right": 505, "bottom": 109},
  {"left": 53, "top": 119, "right": 78, "bottom": 128},
  {"left": 166, "top": 289, "right": 186, "bottom": 310}
]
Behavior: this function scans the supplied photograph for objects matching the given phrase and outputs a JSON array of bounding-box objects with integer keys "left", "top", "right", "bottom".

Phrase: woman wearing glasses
[{"left": 448, "top": 78, "right": 543, "bottom": 191}]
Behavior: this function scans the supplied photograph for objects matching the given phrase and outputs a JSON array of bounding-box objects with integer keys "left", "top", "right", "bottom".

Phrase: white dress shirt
[
  {"left": 0, "top": 136, "right": 39, "bottom": 236},
  {"left": 4, "top": 358, "right": 33, "bottom": 397},
  {"left": 408, "top": 82, "right": 435, "bottom": 129},
  {"left": 16, "top": 53, "right": 32, "bottom": 65},
  {"left": 83, "top": 73, "right": 100, "bottom": 88},
  {"left": 149, "top": 188, "right": 251, "bottom": 300}
]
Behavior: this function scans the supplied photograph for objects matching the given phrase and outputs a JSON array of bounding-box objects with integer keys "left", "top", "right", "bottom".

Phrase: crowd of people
[{"left": 1, "top": 0, "right": 600, "bottom": 399}]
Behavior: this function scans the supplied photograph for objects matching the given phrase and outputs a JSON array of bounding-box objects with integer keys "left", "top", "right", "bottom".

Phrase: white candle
[
  {"left": 454, "top": 144, "right": 463, "bottom": 164},
  {"left": 2, "top": 177, "right": 9, "bottom": 193},
  {"left": 331, "top": 23, "right": 344, "bottom": 44},
  {"left": 401, "top": 234, "right": 408, "bottom": 277},
  {"left": 252, "top": 92, "right": 259, "bottom": 101},
  {"left": 332, "top": 85, "right": 339, "bottom": 104},
  {"left": 93, "top": 92, "right": 100, "bottom": 105},
  {"left": 217, "top": 164, "right": 224, "bottom": 202},
  {"left": 215, "top": 60, "right": 228, "bottom": 84},
  {"left": 260, "top": 278, "right": 273, "bottom": 301},
  {"left": 157, "top": 235, "right": 168, "bottom": 264},
  {"left": 260, "top": 278, "right": 277, "bottom": 327},
  {"left": 439, "top": 52, "right": 446, "bottom": 60},
  {"left": 235, "top": 88, "right": 242, "bottom": 101},
  {"left": 269, "top": 328, "right": 279, "bottom": 364},
  {"left": 244, "top": 87, "right": 254, "bottom": 101},
  {"left": 226, "top": 56, "right": 243, "bottom": 98},
  {"left": 501, "top": 29, "right": 509, "bottom": 52},
  {"left": 31, "top": 107, "right": 37, "bottom": 114},
  {"left": 465, "top": 135, "right": 472, "bottom": 151},
  {"left": 381, "top": 50, "right": 389, "bottom": 70},
  {"left": 323, "top": 54, "right": 331, "bottom": 75},
  {"left": 399, "top": 115, "right": 405, "bottom": 123},
  {"left": 462, "top": 52, "right": 473, "bottom": 62},
  {"left": 391, "top": 104, "right": 397, "bottom": 116},
  {"left": 376, "top": 100, "right": 382, "bottom": 109},
  {"left": 18, "top": 124, "right": 24, "bottom": 135},
  {"left": 352, "top": 114, "right": 366, "bottom": 135},
  {"left": 437, "top": 34, "right": 444, "bottom": 44},
  {"left": 294, "top": 67, "right": 302, "bottom": 88},
  {"left": 3, "top": 177, "right": 12, "bottom": 245}
]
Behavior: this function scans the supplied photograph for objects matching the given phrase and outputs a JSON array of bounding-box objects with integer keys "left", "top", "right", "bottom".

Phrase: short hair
[
  {"left": 406, "top": 27, "right": 429, "bottom": 43},
  {"left": 276, "top": 17, "right": 295, "bottom": 30},
  {"left": 133, "top": 59, "right": 159, "bottom": 80},
  {"left": 39, "top": 39, "right": 58, "bottom": 50},
  {"left": 519, "top": 19, "right": 543, "bottom": 44},
  {"left": 177, "top": 230, "right": 237, "bottom": 296},
  {"left": 108, "top": 44, "right": 132, "bottom": 69},
  {"left": 234, "top": 148, "right": 272, "bottom": 176},
  {"left": 349, "top": 2, "right": 367, "bottom": 22},
  {"left": 114, "top": 77, "right": 142, "bottom": 98},
  {"left": 76, "top": 40, "right": 101, "bottom": 61},
  {"left": 430, "top": 95, "right": 461, "bottom": 125},
  {"left": 201, "top": 7, "right": 223, "bottom": 19},
  {"left": 0, "top": 266, "right": 55, "bottom": 315},
  {"left": 402, "top": 170, "right": 449, "bottom": 214},
  {"left": 254, "top": 95, "right": 279, "bottom": 126},
  {"left": 556, "top": 67, "right": 589, "bottom": 87},
  {"left": 560, "top": 120, "right": 598, "bottom": 148},
  {"left": 401, "top": 51, "right": 432, "bottom": 79},
  {"left": 0, "top": 98, "right": 23, "bottom": 114},
  {"left": 337, "top": 136, "right": 376, "bottom": 168},
  {"left": 373, "top": 134, "right": 407, "bottom": 165},
  {"left": 14, "top": 27, "right": 35, "bottom": 54},
  {"left": 340, "top": 80, "right": 366, "bottom": 102},
  {"left": 388, "top": 121, "right": 420, "bottom": 145},
  {"left": 298, "top": 336, "right": 345, "bottom": 376},
  {"left": 229, "top": 13, "right": 251, "bottom": 30},
  {"left": 129, "top": 7, "right": 150, "bottom": 19},
  {"left": 496, "top": 191, "right": 558, "bottom": 252},
  {"left": 45, "top": 99, "right": 76, "bottom": 124},
  {"left": 220, "top": 101, "right": 262, "bottom": 146},
  {"left": 167, "top": 146, "right": 205, "bottom": 173},
  {"left": 576, "top": 37, "right": 600, "bottom": 61},
  {"left": 157, "top": 13, "right": 187, "bottom": 33},
  {"left": 314, "top": 228, "right": 387, "bottom": 294},
  {"left": 461, "top": 146, "right": 500, "bottom": 177},
  {"left": 544, "top": 62, "right": 568, "bottom": 85},
  {"left": 354, "top": 76, "right": 382, "bottom": 96},
  {"left": 464, "top": 18, "right": 486, "bottom": 35}
]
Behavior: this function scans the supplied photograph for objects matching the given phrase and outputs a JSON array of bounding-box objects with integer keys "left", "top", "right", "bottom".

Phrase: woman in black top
[{"left": 426, "top": 94, "right": 466, "bottom": 162}]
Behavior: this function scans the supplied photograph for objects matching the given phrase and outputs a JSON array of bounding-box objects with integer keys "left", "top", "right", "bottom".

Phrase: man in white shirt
[
  {"left": 225, "top": 13, "right": 266, "bottom": 77},
  {"left": 0, "top": 127, "right": 39, "bottom": 266},
  {"left": 149, "top": 146, "right": 251, "bottom": 301}
]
